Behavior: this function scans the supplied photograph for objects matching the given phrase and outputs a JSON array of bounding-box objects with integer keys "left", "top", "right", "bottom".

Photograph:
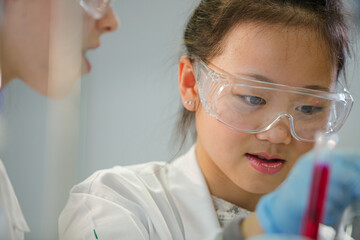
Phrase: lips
[
  {"left": 246, "top": 153, "right": 285, "bottom": 175},
  {"left": 88, "top": 43, "right": 100, "bottom": 50},
  {"left": 82, "top": 43, "right": 100, "bottom": 74},
  {"left": 83, "top": 54, "right": 91, "bottom": 73}
]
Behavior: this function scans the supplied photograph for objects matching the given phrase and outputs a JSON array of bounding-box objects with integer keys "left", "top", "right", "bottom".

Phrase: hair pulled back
[{"left": 177, "top": 0, "right": 350, "bottom": 147}]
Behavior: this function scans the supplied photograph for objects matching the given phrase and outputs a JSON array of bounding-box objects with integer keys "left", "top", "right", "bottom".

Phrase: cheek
[
  {"left": 294, "top": 142, "right": 314, "bottom": 159},
  {"left": 82, "top": 15, "right": 97, "bottom": 41},
  {"left": 288, "top": 141, "right": 315, "bottom": 170},
  {"left": 12, "top": 22, "right": 51, "bottom": 87},
  {"left": 195, "top": 108, "right": 250, "bottom": 161}
]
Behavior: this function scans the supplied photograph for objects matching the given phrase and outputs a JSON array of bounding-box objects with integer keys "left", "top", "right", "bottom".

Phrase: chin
[
  {"left": 243, "top": 178, "right": 284, "bottom": 195},
  {"left": 23, "top": 77, "right": 80, "bottom": 99}
]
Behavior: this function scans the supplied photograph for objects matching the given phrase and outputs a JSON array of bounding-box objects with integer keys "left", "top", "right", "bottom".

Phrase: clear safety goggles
[
  {"left": 78, "top": 0, "right": 111, "bottom": 19},
  {"left": 194, "top": 60, "right": 354, "bottom": 142}
]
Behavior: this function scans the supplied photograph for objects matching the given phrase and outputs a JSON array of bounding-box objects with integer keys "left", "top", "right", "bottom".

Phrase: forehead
[{"left": 211, "top": 23, "right": 337, "bottom": 90}]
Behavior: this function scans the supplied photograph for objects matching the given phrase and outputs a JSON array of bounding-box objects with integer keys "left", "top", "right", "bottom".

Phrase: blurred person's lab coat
[{"left": 0, "top": 160, "right": 29, "bottom": 240}]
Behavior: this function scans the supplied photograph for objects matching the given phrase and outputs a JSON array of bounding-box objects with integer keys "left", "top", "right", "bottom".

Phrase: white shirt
[
  {"left": 0, "top": 159, "right": 30, "bottom": 240},
  {"left": 211, "top": 196, "right": 251, "bottom": 227},
  {"left": 59, "top": 145, "right": 223, "bottom": 239}
]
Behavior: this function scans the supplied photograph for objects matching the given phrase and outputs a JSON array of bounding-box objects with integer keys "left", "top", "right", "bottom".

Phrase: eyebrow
[{"left": 243, "top": 73, "right": 330, "bottom": 92}]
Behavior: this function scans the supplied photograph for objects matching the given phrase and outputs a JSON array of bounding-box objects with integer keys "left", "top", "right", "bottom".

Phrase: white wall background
[
  {"left": 0, "top": 1, "right": 359, "bottom": 239},
  {"left": 77, "top": 0, "right": 198, "bottom": 177}
]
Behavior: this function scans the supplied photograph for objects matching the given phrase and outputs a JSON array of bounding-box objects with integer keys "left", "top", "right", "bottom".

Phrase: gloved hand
[
  {"left": 249, "top": 234, "right": 308, "bottom": 240},
  {"left": 256, "top": 150, "right": 360, "bottom": 235}
]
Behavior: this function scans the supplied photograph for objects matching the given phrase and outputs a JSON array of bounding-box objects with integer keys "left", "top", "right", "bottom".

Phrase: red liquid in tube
[{"left": 301, "top": 162, "right": 330, "bottom": 239}]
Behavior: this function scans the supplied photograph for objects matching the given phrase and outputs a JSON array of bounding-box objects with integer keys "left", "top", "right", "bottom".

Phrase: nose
[
  {"left": 96, "top": 7, "right": 119, "bottom": 33},
  {"left": 255, "top": 117, "right": 292, "bottom": 145}
]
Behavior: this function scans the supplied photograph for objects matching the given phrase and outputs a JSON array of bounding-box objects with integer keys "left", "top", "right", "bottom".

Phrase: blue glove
[
  {"left": 256, "top": 150, "right": 360, "bottom": 235},
  {"left": 249, "top": 235, "right": 308, "bottom": 240}
]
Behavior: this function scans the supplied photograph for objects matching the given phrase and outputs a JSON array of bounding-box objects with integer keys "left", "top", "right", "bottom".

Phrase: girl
[
  {"left": 0, "top": 0, "right": 118, "bottom": 239},
  {"left": 59, "top": 0, "right": 356, "bottom": 239}
]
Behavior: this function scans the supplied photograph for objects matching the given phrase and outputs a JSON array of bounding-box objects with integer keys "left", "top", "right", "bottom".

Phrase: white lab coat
[
  {"left": 59, "top": 145, "right": 223, "bottom": 239},
  {"left": 0, "top": 159, "right": 30, "bottom": 240},
  {"left": 59, "top": 145, "right": 335, "bottom": 240}
]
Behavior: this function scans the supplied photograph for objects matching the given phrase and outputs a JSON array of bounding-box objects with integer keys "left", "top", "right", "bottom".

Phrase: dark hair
[{"left": 176, "top": 0, "right": 351, "bottom": 148}]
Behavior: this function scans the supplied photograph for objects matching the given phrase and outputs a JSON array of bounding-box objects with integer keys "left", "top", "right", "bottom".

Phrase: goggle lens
[
  {"left": 195, "top": 60, "right": 353, "bottom": 142},
  {"left": 79, "top": 0, "right": 111, "bottom": 19}
]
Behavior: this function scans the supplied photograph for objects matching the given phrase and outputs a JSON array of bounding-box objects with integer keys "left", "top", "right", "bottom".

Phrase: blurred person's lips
[
  {"left": 88, "top": 43, "right": 101, "bottom": 50},
  {"left": 82, "top": 43, "right": 100, "bottom": 73}
]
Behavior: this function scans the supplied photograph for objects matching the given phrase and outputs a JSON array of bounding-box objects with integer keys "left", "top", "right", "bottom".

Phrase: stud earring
[{"left": 184, "top": 100, "right": 194, "bottom": 106}]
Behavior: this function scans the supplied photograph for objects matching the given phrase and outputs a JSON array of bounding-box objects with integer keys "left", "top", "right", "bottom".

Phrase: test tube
[{"left": 301, "top": 132, "right": 338, "bottom": 239}]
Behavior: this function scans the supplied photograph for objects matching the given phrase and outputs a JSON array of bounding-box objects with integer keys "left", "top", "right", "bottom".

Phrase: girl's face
[
  {"left": 185, "top": 23, "right": 336, "bottom": 208},
  {"left": 0, "top": 0, "right": 118, "bottom": 98}
]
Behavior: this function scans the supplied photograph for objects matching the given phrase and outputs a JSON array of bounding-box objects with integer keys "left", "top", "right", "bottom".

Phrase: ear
[{"left": 178, "top": 56, "right": 198, "bottom": 111}]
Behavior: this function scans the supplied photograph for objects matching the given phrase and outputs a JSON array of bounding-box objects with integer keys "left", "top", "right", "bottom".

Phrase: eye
[
  {"left": 239, "top": 95, "right": 266, "bottom": 106},
  {"left": 296, "top": 105, "right": 323, "bottom": 115}
]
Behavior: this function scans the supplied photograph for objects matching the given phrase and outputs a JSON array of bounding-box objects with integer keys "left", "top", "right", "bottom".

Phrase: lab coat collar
[
  {"left": 0, "top": 159, "right": 30, "bottom": 233},
  {"left": 170, "top": 144, "right": 222, "bottom": 239}
]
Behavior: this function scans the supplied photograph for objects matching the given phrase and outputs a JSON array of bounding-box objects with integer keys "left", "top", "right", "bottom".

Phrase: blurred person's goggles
[
  {"left": 79, "top": 0, "right": 111, "bottom": 19},
  {"left": 194, "top": 60, "right": 353, "bottom": 142}
]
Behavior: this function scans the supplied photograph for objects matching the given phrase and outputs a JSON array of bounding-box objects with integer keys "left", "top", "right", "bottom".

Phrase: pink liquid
[{"left": 301, "top": 162, "right": 330, "bottom": 239}]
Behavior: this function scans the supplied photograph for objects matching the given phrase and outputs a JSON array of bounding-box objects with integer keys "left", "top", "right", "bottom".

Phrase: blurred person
[
  {"left": 0, "top": 0, "right": 118, "bottom": 239},
  {"left": 0, "top": 0, "right": 118, "bottom": 97},
  {"left": 59, "top": 0, "right": 360, "bottom": 239}
]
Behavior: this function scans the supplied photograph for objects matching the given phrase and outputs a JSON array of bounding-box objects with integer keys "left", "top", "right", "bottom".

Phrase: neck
[{"left": 196, "top": 144, "right": 263, "bottom": 211}]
